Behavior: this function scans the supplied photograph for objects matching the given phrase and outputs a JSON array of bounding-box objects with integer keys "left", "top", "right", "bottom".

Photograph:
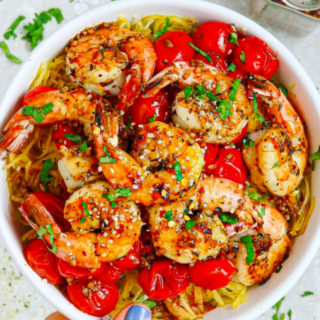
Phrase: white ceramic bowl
[{"left": 1, "top": 0, "right": 320, "bottom": 319}]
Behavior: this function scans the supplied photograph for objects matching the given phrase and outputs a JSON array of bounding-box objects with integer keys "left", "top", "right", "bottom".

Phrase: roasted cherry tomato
[
  {"left": 189, "top": 258, "right": 236, "bottom": 290},
  {"left": 67, "top": 280, "right": 119, "bottom": 317},
  {"left": 203, "top": 143, "right": 219, "bottom": 174},
  {"left": 226, "top": 67, "right": 245, "bottom": 81},
  {"left": 212, "top": 147, "right": 247, "bottom": 184},
  {"left": 193, "top": 22, "right": 236, "bottom": 59},
  {"left": 138, "top": 259, "right": 190, "bottom": 301},
  {"left": 56, "top": 259, "right": 105, "bottom": 279},
  {"left": 25, "top": 239, "right": 64, "bottom": 285},
  {"left": 94, "top": 263, "right": 123, "bottom": 283},
  {"left": 53, "top": 122, "right": 85, "bottom": 150},
  {"left": 138, "top": 225, "right": 154, "bottom": 255},
  {"left": 154, "top": 31, "right": 195, "bottom": 72},
  {"left": 232, "top": 123, "right": 248, "bottom": 144},
  {"left": 123, "top": 91, "right": 170, "bottom": 128},
  {"left": 60, "top": 179, "right": 71, "bottom": 201},
  {"left": 113, "top": 242, "right": 141, "bottom": 271},
  {"left": 22, "top": 86, "right": 57, "bottom": 106},
  {"left": 231, "top": 37, "right": 279, "bottom": 79},
  {"left": 195, "top": 52, "right": 228, "bottom": 73}
]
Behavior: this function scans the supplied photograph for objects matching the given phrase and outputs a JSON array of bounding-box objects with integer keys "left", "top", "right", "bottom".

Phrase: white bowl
[{"left": 1, "top": 0, "right": 320, "bottom": 319}]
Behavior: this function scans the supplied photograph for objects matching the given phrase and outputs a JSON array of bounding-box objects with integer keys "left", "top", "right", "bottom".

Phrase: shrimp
[
  {"left": 93, "top": 102, "right": 204, "bottom": 206},
  {"left": 66, "top": 23, "right": 156, "bottom": 110},
  {"left": 20, "top": 181, "right": 142, "bottom": 268},
  {"left": 0, "top": 88, "right": 112, "bottom": 160},
  {"left": 243, "top": 75, "right": 308, "bottom": 196},
  {"left": 144, "top": 60, "right": 251, "bottom": 144},
  {"left": 231, "top": 205, "right": 290, "bottom": 286}
]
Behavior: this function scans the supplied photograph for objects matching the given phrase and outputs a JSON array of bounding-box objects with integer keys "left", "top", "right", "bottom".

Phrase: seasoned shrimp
[
  {"left": 0, "top": 88, "right": 112, "bottom": 160},
  {"left": 93, "top": 102, "right": 204, "bottom": 206},
  {"left": 20, "top": 181, "right": 142, "bottom": 268},
  {"left": 144, "top": 60, "right": 251, "bottom": 144},
  {"left": 66, "top": 23, "right": 156, "bottom": 110},
  {"left": 243, "top": 75, "right": 308, "bottom": 196},
  {"left": 231, "top": 205, "right": 290, "bottom": 286}
]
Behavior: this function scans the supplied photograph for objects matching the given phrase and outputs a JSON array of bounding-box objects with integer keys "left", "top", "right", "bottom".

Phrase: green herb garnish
[
  {"left": 243, "top": 138, "right": 255, "bottom": 148},
  {"left": 219, "top": 214, "right": 239, "bottom": 224},
  {"left": 80, "top": 202, "right": 90, "bottom": 223},
  {"left": 135, "top": 295, "right": 157, "bottom": 309},
  {"left": 4, "top": 15, "right": 26, "bottom": 39},
  {"left": 258, "top": 206, "right": 265, "bottom": 217},
  {"left": 217, "top": 100, "right": 233, "bottom": 120},
  {"left": 185, "top": 220, "right": 197, "bottom": 230},
  {"left": 253, "top": 93, "right": 264, "bottom": 123},
  {"left": 240, "top": 235, "right": 255, "bottom": 263},
  {"left": 40, "top": 159, "right": 54, "bottom": 190},
  {"left": 47, "top": 8, "right": 64, "bottom": 24},
  {"left": 309, "top": 146, "right": 320, "bottom": 170},
  {"left": 288, "top": 310, "right": 292, "bottom": 320},
  {"left": 279, "top": 85, "right": 288, "bottom": 97},
  {"left": 164, "top": 211, "right": 174, "bottom": 221},
  {"left": 103, "top": 188, "right": 133, "bottom": 208},
  {"left": 216, "top": 83, "right": 220, "bottom": 94},
  {"left": 226, "top": 32, "right": 239, "bottom": 46},
  {"left": 22, "top": 103, "right": 54, "bottom": 122},
  {"left": 184, "top": 86, "right": 193, "bottom": 99},
  {"left": 301, "top": 291, "right": 314, "bottom": 297},
  {"left": 272, "top": 297, "right": 285, "bottom": 314},
  {"left": 275, "top": 265, "right": 283, "bottom": 273},
  {"left": 125, "top": 115, "right": 132, "bottom": 130},
  {"left": 240, "top": 50, "right": 246, "bottom": 64},
  {"left": 37, "top": 224, "right": 57, "bottom": 254},
  {"left": 173, "top": 161, "right": 183, "bottom": 181},
  {"left": 273, "top": 161, "right": 279, "bottom": 168},
  {"left": 244, "top": 185, "right": 269, "bottom": 201},
  {"left": 65, "top": 133, "right": 84, "bottom": 144},
  {"left": 100, "top": 146, "right": 116, "bottom": 164},
  {"left": 154, "top": 17, "right": 171, "bottom": 39},
  {"left": 227, "top": 63, "right": 236, "bottom": 72},
  {"left": 229, "top": 79, "right": 241, "bottom": 102},
  {"left": 79, "top": 141, "right": 87, "bottom": 152},
  {"left": 188, "top": 42, "right": 212, "bottom": 62},
  {"left": 0, "top": 41, "right": 22, "bottom": 65},
  {"left": 148, "top": 113, "right": 157, "bottom": 122}
]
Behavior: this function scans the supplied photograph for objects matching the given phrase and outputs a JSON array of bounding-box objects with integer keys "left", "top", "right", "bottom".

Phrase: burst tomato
[
  {"left": 189, "top": 258, "right": 236, "bottom": 290},
  {"left": 193, "top": 22, "right": 236, "bottom": 59},
  {"left": 113, "top": 242, "right": 141, "bottom": 271},
  {"left": 203, "top": 143, "right": 219, "bottom": 174},
  {"left": 94, "top": 263, "right": 123, "bottom": 283},
  {"left": 154, "top": 31, "right": 195, "bottom": 72},
  {"left": 138, "top": 259, "right": 190, "bottom": 301},
  {"left": 232, "top": 123, "right": 248, "bottom": 144},
  {"left": 67, "top": 280, "right": 119, "bottom": 317},
  {"left": 195, "top": 52, "right": 228, "bottom": 73},
  {"left": 53, "top": 122, "right": 85, "bottom": 150},
  {"left": 22, "top": 86, "right": 57, "bottom": 106},
  {"left": 226, "top": 67, "right": 245, "bottom": 81},
  {"left": 25, "top": 239, "right": 64, "bottom": 285}
]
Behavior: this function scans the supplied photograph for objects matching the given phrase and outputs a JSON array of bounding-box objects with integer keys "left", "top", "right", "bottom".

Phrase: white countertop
[{"left": 0, "top": 0, "right": 319, "bottom": 319}]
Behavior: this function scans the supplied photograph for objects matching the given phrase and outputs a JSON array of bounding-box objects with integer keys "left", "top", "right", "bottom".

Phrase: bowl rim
[{"left": 1, "top": 0, "right": 320, "bottom": 319}]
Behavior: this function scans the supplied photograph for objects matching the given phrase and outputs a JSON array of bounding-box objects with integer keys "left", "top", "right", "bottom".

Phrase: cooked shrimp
[
  {"left": 20, "top": 181, "right": 142, "bottom": 268},
  {"left": 243, "top": 75, "right": 308, "bottom": 196},
  {"left": 93, "top": 103, "right": 204, "bottom": 206},
  {"left": 66, "top": 23, "right": 156, "bottom": 110},
  {"left": 0, "top": 88, "right": 112, "bottom": 160},
  {"left": 231, "top": 204, "right": 290, "bottom": 286},
  {"left": 144, "top": 60, "right": 251, "bottom": 144}
]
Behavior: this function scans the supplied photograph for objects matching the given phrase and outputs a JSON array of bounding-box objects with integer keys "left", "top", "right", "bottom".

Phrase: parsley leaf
[
  {"left": 22, "top": 103, "right": 54, "bottom": 122},
  {"left": 4, "top": 15, "right": 26, "bottom": 39},
  {"left": 272, "top": 297, "right": 285, "bottom": 314},
  {"left": 216, "top": 83, "right": 220, "bottom": 94},
  {"left": 48, "top": 8, "right": 64, "bottom": 24},
  {"left": 301, "top": 291, "right": 314, "bottom": 297},
  {"left": 229, "top": 79, "right": 241, "bottom": 102},
  {"left": 243, "top": 138, "right": 255, "bottom": 148},
  {"left": 164, "top": 211, "right": 174, "bottom": 221},
  {"left": 309, "top": 146, "right": 320, "bottom": 170},
  {"left": 258, "top": 206, "right": 265, "bottom": 217},
  {"left": 148, "top": 113, "right": 157, "bottom": 122},
  {"left": 135, "top": 295, "right": 157, "bottom": 309},
  {"left": 80, "top": 202, "right": 90, "bottom": 223},
  {"left": 188, "top": 42, "right": 212, "bottom": 62},
  {"left": 240, "top": 235, "right": 255, "bottom": 263},
  {"left": 37, "top": 224, "right": 57, "bottom": 254},
  {"left": 0, "top": 41, "right": 22, "bottom": 65},
  {"left": 288, "top": 310, "right": 292, "bottom": 320},
  {"left": 154, "top": 17, "right": 171, "bottom": 39},
  {"left": 79, "top": 140, "right": 87, "bottom": 152},
  {"left": 219, "top": 214, "right": 239, "bottom": 224},
  {"left": 173, "top": 161, "right": 183, "bottom": 181},
  {"left": 279, "top": 85, "right": 288, "bottom": 97},
  {"left": 273, "top": 161, "right": 279, "bottom": 168},
  {"left": 227, "top": 63, "right": 236, "bottom": 72},
  {"left": 125, "top": 115, "right": 132, "bottom": 130},
  {"left": 244, "top": 185, "right": 269, "bottom": 201},
  {"left": 253, "top": 93, "right": 264, "bottom": 123},
  {"left": 226, "top": 32, "right": 239, "bottom": 46},
  {"left": 103, "top": 188, "right": 132, "bottom": 208},
  {"left": 40, "top": 159, "right": 54, "bottom": 190},
  {"left": 100, "top": 146, "right": 116, "bottom": 164},
  {"left": 275, "top": 265, "right": 283, "bottom": 273},
  {"left": 240, "top": 50, "right": 246, "bottom": 64},
  {"left": 217, "top": 100, "right": 233, "bottom": 120},
  {"left": 185, "top": 220, "right": 197, "bottom": 230},
  {"left": 65, "top": 133, "right": 84, "bottom": 143},
  {"left": 184, "top": 86, "right": 193, "bottom": 99}
]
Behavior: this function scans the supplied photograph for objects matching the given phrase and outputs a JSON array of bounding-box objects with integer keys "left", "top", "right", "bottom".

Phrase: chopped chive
[
  {"left": 4, "top": 15, "right": 26, "bottom": 39},
  {"left": 244, "top": 185, "right": 269, "bottom": 201},
  {"left": 65, "top": 133, "right": 84, "bottom": 143},
  {"left": 258, "top": 206, "right": 265, "bottom": 217},
  {"left": 301, "top": 291, "right": 314, "bottom": 297},
  {"left": 80, "top": 202, "right": 90, "bottom": 223},
  {"left": 188, "top": 42, "right": 212, "bottom": 62},
  {"left": 240, "top": 50, "right": 246, "bottom": 64},
  {"left": 37, "top": 224, "right": 57, "bottom": 254}
]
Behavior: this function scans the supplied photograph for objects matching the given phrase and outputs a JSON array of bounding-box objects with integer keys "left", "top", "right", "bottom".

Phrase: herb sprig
[
  {"left": 4, "top": 15, "right": 26, "bottom": 39},
  {"left": 0, "top": 41, "right": 22, "bottom": 65},
  {"left": 154, "top": 17, "right": 171, "bottom": 39},
  {"left": 103, "top": 188, "right": 132, "bottom": 208}
]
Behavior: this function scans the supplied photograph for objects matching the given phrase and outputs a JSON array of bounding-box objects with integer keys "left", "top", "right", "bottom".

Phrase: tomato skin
[
  {"left": 193, "top": 22, "right": 236, "bottom": 59},
  {"left": 231, "top": 37, "right": 278, "bottom": 79},
  {"left": 138, "top": 225, "right": 154, "bottom": 255},
  {"left": 226, "top": 67, "right": 245, "bottom": 81},
  {"left": 231, "top": 123, "right": 248, "bottom": 144},
  {"left": 154, "top": 31, "right": 195, "bottom": 72},
  {"left": 189, "top": 258, "right": 236, "bottom": 290},
  {"left": 53, "top": 122, "right": 85, "bottom": 150},
  {"left": 67, "top": 280, "right": 119, "bottom": 317},
  {"left": 22, "top": 86, "right": 57, "bottom": 106},
  {"left": 25, "top": 239, "right": 65, "bottom": 285},
  {"left": 123, "top": 91, "right": 170, "bottom": 128},
  {"left": 203, "top": 143, "right": 219, "bottom": 174},
  {"left": 94, "top": 263, "right": 123, "bottom": 283},
  {"left": 60, "top": 179, "right": 71, "bottom": 201},
  {"left": 195, "top": 53, "right": 227, "bottom": 73},
  {"left": 113, "top": 242, "right": 141, "bottom": 271},
  {"left": 212, "top": 148, "right": 247, "bottom": 184},
  {"left": 138, "top": 259, "right": 190, "bottom": 301}
]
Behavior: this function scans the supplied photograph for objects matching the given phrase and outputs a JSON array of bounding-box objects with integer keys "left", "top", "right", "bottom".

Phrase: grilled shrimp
[
  {"left": 20, "top": 181, "right": 142, "bottom": 268},
  {"left": 66, "top": 23, "right": 156, "bottom": 110},
  {"left": 243, "top": 75, "right": 308, "bottom": 196},
  {"left": 231, "top": 205, "right": 290, "bottom": 286},
  {"left": 144, "top": 60, "right": 251, "bottom": 144},
  {"left": 93, "top": 102, "right": 204, "bottom": 206}
]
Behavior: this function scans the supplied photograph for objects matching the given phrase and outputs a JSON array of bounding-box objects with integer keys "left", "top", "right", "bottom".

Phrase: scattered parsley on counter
[
  {"left": 301, "top": 291, "right": 314, "bottom": 297},
  {"left": 0, "top": 41, "right": 22, "bottom": 64},
  {"left": 4, "top": 15, "right": 26, "bottom": 39}
]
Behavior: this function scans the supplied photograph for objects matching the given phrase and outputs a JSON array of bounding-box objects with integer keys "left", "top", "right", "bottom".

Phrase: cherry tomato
[
  {"left": 138, "top": 226, "right": 154, "bottom": 255},
  {"left": 138, "top": 259, "right": 190, "bottom": 301},
  {"left": 94, "top": 263, "right": 123, "bottom": 283},
  {"left": 193, "top": 22, "right": 236, "bottom": 59},
  {"left": 123, "top": 91, "right": 170, "bottom": 128},
  {"left": 203, "top": 143, "right": 219, "bottom": 174},
  {"left": 195, "top": 52, "right": 228, "bottom": 73},
  {"left": 113, "top": 242, "right": 141, "bottom": 271},
  {"left": 53, "top": 122, "right": 85, "bottom": 150},
  {"left": 56, "top": 259, "right": 104, "bottom": 279},
  {"left": 60, "top": 179, "right": 71, "bottom": 201},
  {"left": 231, "top": 37, "right": 278, "bottom": 79},
  {"left": 231, "top": 123, "right": 248, "bottom": 144},
  {"left": 154, "top": 31, "right": 195, "bottom": 72},
  {"left": 189, "top": 258, "right": 236, "bottom": 290},
  {"left": 22, "top": 86, "right": 57, "bottom": 106},
  {"left": 212, "top": 147, "right": 247, "bottom": 184},
  {"left": 25, "top": 239, "right": 64, "bottom": 285},
  {"left": 67, "top": 280, "right": 119, "bottom": 317},
  {"left": 226, "top": 67, "right": 245, "bottom": 81}
]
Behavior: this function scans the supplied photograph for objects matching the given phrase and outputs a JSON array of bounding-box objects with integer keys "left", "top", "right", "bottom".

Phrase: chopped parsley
[
  {"left": 219, "top": 214, "right": 239, "bottom": 224},
  {"left": 253, "top": 93, "right": 264, "bottom": 123},
  {"left": 279, "top": 85, "right": 288, "bottom": 97},
  {"left": 47, "top": 8, "right": 64, "bottom": 24},
  {"left": 243, "top": 138, "right": 255, "bottom": 148},
  {"left": 164, "top": 211, "right": 174, "bottom": 221},
  {"left": 244, "top": 185, "right": 269, "bottom": 201},
  {"left": 185, "top": 220, "right": 197, "bottom": 230},
  {"left": 99, "top": 146, "right": 116, "bottom": 164},
  {"left": 217, "top": 100, "right": 233, "bottom": 120},
  {"left": 229, "top": 79, "right": 241, "bottom": 102},
  {"left": 301, "top": 291, "right": 314, "bottom": 297},
  {"left": 272, "top": 297, "right": 285, "bottom": 318},
  {"left": 226, "top": 32, "right": 239, "bottom": 46},
  {"left": 240, "top": 235, "right": 255, "bottom": 264},
  {"left": 154, "top": 17, "right": 171, "bottom": 39},
  {"left": 4, "top": 15, "right": 26, "bottom": 39},
  {"left": 239, "top": 50, "right": 246, "bottom": 64},
  {"left": 188, "top": 42, "right": 212, "bottom": 62},
  {"left": 135, "top": 295, "right": 157, "bottom": 309},
  {"left": 80, "top": 202, "right": 90, "bottom": 223},
  {"left": 258, "top": 206, "right": 265, "bottom": 217},
  {"left": 275, "top": 265, "right": 283, "bottom": 273},
  {"left": 37, "top": 224, "right": 57, "bottom": 254},
  {"left": 148, "top": 113, "right": 157, "bottom": 122},
  {"left": 40, "top": 159, "right": 54, "bottom": 190},
  {"left": 22, "top": 103, "right": 54, "bottom": 122},
  {"left": 227, "top": 63, "right": 236, "bottom": 72},
  {"left": 0, "top": 41, "right": 22, "bottom": 65},
  {"left": 125, "top": 115, "right": 132, "bottom": 130},
  {"left": 103, "top": 188, "right": 133, "bottom": 208},
  {"left": 309, "top": 146, "right": 320, "bottom": 170},
  {"left": 273, "top": 161, "right": 279, "bottom": 168},
  {"left": 288, "top": 310, "right": 292, "bottom": 320},
  {"left": 173, "top": 161, "right": 183, "bottom": 181},
  {"left": 184, "top": 86, "right": 193, "bottom": 99},
  {"left": 65, "top": 133, "right": 84, "bottom": 143},
  {"left": 216, "top": 83, "right": 220, "bottom": 94},
  {"left": 79, "top": 140, "right": 87, "bottom": 152}
]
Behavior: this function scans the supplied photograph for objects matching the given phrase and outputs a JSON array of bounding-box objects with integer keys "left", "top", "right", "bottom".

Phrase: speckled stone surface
[{"left": 0, "top": 0, "right": 319, "bottom": 319}]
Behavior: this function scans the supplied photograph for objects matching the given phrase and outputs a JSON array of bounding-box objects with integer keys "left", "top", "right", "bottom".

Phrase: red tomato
[
  {"left": 189, "top": 258, "right": 236, "bottom": 290},
  {"left": 22, "top": 86, "right": 57, "bottom": 106},
  {"left": 193, "top": 22, "right": 236, "bottom": 59},
  {"left": 123, "top": 91, "right": 170, "bottom": 128},
  {"left": 226, "top": 67, "right": 245, "bottom": 81},
  {"left": 203, "top": 143, "right": 219, "bottom": 174},
  {"left": 138, "top": 226, "right": 154, "bottom": 255},
  {"left": 231, "top": 37, "right": 278, "bottom": 79},
  {"left": 53, "top": 122, "right": 85, "bottom": 150},
  {"left": 25, "top": 239, "right": 64, "bottom": 285},
  {"left": 60, "top": 180, "right": 71, "bottom": 201},
  {"left": 94, "top": 263, "right": 123, "bottom": 283},
  {"left": 56, "top": 259, "right": 104, "bottom": 279},
  {"left": 138, "top": 259, "right": 190, "bottom": 301},
  {"left": 154, "top": 31, "right": 195, "bottom": 72},
  {"left": 232, "top": 123, "right": 248, "bottom": 144},
  {"left": 195, "top": 52, "right": 228, "bottom": 73},
  {"left": 113, "top": 242, "right": 141, "bottom": 271},
  {"left": 212, "top": 147, "right": 247, "bottom": 184},
  {"left": 67, "top": 280, "right": 119, "bottom": 317}
]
